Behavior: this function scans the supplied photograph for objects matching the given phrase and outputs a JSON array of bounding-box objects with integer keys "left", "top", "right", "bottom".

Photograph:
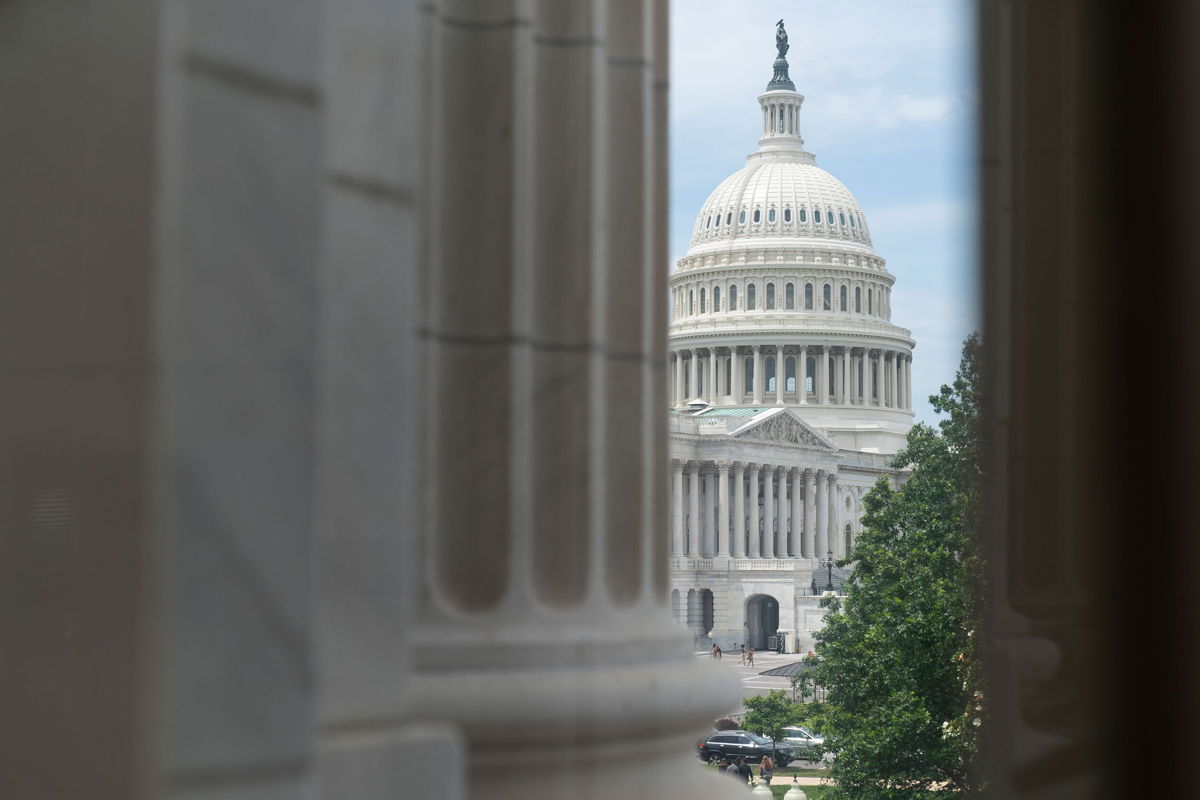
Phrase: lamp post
[{"left": 821, "top": 549, "right": 835, "bottom": 593}]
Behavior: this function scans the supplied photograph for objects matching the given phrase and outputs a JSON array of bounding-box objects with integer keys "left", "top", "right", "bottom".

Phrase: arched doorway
[{"left": 745, "top": 594, "right": 779, "bottom": 650}]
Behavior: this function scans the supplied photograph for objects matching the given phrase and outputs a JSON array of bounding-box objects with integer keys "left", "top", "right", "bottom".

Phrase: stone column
[
  {"left": 828, "top": 472, "right": 839, "bottom": 557},
  {"left": 874, "top": 351, "right": 884, "bottom": 406},
  {"left": 752, "top": 345, "right": 764, "bottom": 404},
  {"left": 703, "top": 468, "right": 715, "bottom": 556},
  {"left": 716, "top": 462, "right": 730, "bottom": 556},
  {"left": 790, "top": 468, "right": 803, "bottom": 557},
  {"left": 816, "top": 469, "right": 829, "bottom": 555},
  {"left": 776, "top": 467, "right": 789, "bottom": 558},
  {"left": 890, "top": 352, "right": 899, "bottom": 409},
  {"left": 747, "top": 465, "right": 761, "bottom": 558},
  {"left": 819, "top": 347, "right": 830, "bottom": 404},
  {"left": 715, "top": 351, "right": 725, "bottom": 402},
  {"left": 904, "top": 355, "right": 912, "bottom": 410},
  {"left": 687, "top": 463, "right": 701, "bottom": 557},
  {"left": 842, "top": 347, "right": 852, "bottom": 404},
  {"left": 762, "top": 465, "right": 775, "bottom": 558},
  {"left": 689, "top": 348, "right": 699, "bottom": 401},
  {"left": 671, "top": 461, "right": 684, "bottom": 555},
  {"left": 732, "top": 463, "right": 746, "bottom": 557},
  {"left": 731, "top": 347, "right": 743, "bottom": 403},
  {"left": 804, "top": 468, "right": 817, "bottom": 557},
  {"left": 799, "top": 345, "right": 808, "bottom": 403},
  {"left": 775, "top": 344, "right": 785, "bottom": 404},
  {"left": 708, "top": 349, "right": 718, "bottom": 404}
]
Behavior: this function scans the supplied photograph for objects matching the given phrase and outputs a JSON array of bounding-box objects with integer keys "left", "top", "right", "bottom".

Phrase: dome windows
[
  {"left": 823, "top": 283, "right": 832, "bottom": 311},
  {"left": 739, "top": 210, "right": 746, "bottom": 224},
  {"left": 783, "top": 208, "right": 792, "bottom": 222},
  {"left": 768, "top": 208, "right": 777, "bottom": 223},
  {"left": 804, "top": 283, "right": 813, "bottom": 310},
  {"left": 713, "top": 286, "right": 721, "bottom": 311},
  {"left": 725, "top": 212, "right": 732, "bottom": 226},
  {"left": 855, "top": 286, "right": 862, "bottom": 313},
  {"left": 705, "top": 215, "right": 711, "bottom": 228},
  {"left": 814, "top": 209, "right": 822, "bottom": 224},
  {"left": 753, "top": 209, "right": 761, "bottom": 223},
  {"left": 839, "top": 212, "right": 847, "bottom": 226},
  {"left": 799, "top": 208, "right": 807, "bottom": 222},
  {"left": 849, "top": 215, "right": 857, "bottom": 229},
  {"left": 689, "top": 290, "right": 695, "bottom": 314},
  {"left": 766, "top": 283, "right": 776, "bottom": 310},
  {"left": 699, "top": 288, "right": 706, "bottom": 312},
  {"left": 839, "top": 285, "right": 847, "bottom": 311},
  {"left": 729, "top": 284, "right": 738, "bottom": 310},
  {"left": 747, "top": 283, "right": 757, "bottom": 310},
  {"left": 785, "top": 282, "right": 795, "bottom": 309}
]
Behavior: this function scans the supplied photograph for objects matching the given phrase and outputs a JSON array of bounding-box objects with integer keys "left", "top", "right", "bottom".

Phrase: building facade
[{"left": 668, "top": 27, "right": 915, "bottom": 655}]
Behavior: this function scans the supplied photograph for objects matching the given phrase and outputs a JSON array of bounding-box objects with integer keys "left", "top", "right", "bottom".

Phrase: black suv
[{"left": 698, "top": 730, "right": 793, "bottom": 766}]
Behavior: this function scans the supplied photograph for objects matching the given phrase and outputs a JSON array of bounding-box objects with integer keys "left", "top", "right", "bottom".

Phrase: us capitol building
[{"left": 668, "top": 23, "right": 915, "bottom": 655}]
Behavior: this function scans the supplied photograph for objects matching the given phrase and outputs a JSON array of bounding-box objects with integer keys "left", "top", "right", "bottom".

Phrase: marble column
[
  {"left": 747, "top": 465, "right": 760, "bottom": 557},
  {"left": 689, "top": 348, "right": 699, "bottom": 401},
  {"left": 891, "top": 352, "right": 900, "bottom": 409},
  {"left": 819, "top": 347, "right": 830, "bottom": 404},
  {"left": 775, "top": 344, "right": 785, "bottom": 404},
  {"left": 804, "top": 468, "right": 817, "bottom": 557},
  {"left": 752, "top": 345, "right": 764, "bottom": 404},
  {"left": 687, "top": 463, "right": 700, "bottom": 557},
  {"left": 708, "top": 349, "right": 718, "bottom": 404},
  {"left": 671, "top": 461, "right": 684, "bottom": 555},
  {"left": 790, "top": 468, "right": 803, "bottom": 557},
  {"left": 827, "top": 472, "right": 839, "bottom": 557},
  {"left": 799, "top": 345, "right": 808, "bottom": 403},
  {"left": 716, "top": 462, "right": 730, "bottom": 556},
  {"left": 874, "top": 351, "right": 884, "bottom": 407},
  {"left": 816, "top": 469, "right": 829, "bottom": 555},
  {"left": 762, "top": 465, "right": 775, "bottom": 558},
  {"left": 703, "top": 469, "right": 715, "bottom": 556},
  {"left": 776, "top": 467, "right": 788, "bottom": 558},
  {"left": 732, "top": 463, "right": 745, "bottom": 557},
  {"left": 716, "top": 352, "right": 725, "bottom": 402},
  {"left": 731, "top": 347, "right": 743, "bottom": 403},
  {"left": 842, "top": 347, "right": 851, "bottom": 404}
]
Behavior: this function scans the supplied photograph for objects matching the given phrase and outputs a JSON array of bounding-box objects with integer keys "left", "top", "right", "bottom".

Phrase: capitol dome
[{"left": 689, "top": 159, "right": 873, "bottom": 252}]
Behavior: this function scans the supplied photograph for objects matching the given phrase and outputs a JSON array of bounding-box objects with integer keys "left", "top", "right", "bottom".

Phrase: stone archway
[{"left": 745, "top": 594, "right": 780, "bottom": 650}]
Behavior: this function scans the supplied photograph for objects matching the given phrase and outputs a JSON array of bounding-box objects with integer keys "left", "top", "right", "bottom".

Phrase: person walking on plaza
[
  {"left": 746, "top": 646, "right": 755, "bottom": 667},
  {"left": 758, "top": 755, "right": 775, "bottom": 784},
  {"left": 715, "top": 644, "right": 723, "bottom": 661},
  {"left": 711, "top": 644, "right": 718, "bottom": 661},
  {"left": 736, "top": 757, "right": 752, "bottom": 784},
  {"left": 724, "top": 758, "right": 741, "bottom": 779},
  {"left": 738, "top": 643, "right": 747, "bottom": 665}
]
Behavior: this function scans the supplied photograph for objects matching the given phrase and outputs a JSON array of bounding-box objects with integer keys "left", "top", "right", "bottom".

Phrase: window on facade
[
  {"left": 784, "top": 208, "right": 792, "bottom": 222},
  {"left": 855, "top": 286, "right": 862, "bottom": 312},
  {"left": 840, "top": 212, "right": 846, "bottom": 225},
  {"left": 785, "top": 283, "right": 795, "bottom": 309},
  {"left": 766, "top": 283, "right": 775, "bottom": 310},
  {"left": 845, "top": 524, "right": 853, "bottom": 554},
  {"left": 753, "top": 209, "right": 761, "bottom": 223},
  {"left": 799, "top": 208, "right": 807, "bottom": 222},
  {"left": 823, "top": 284, "right": 831, "bottom": 310},
  {"left": 726, "top": 212, "right": 732, "bottom": 225},
  {"left": 786, "top": 357, "right": 797, "bottom": 392},
  {"left": 840, "top": 285, "right": 847, "bottom": 311},
  {"left": 766, "top": 357, "right": 776, "bottom": 392},
  {"left": 804, "top": 283, "right": 813, "bottom": 310},
  {"left": 868, "top": 288, "right": 873, "bottom": 315},
  {"left": 747, "top": 283, "right": 757, "bottom": 310},
  {"left": 739, "top": 210, "right": 746, "bottom": 223},
  {"left": 849, "top": 215, "right": 857, "bottom": 228},
  {"left": 768, "top": 208, "right": 777, "bottom": 223},
  {"left": 814, "top": 209, "right": 821, "bottom": 223},
  {"left": 744, "top": 357, "right": 754, "bottom": 393},
  {"left": 699, "top": 288, "right": 706, "bottom": 312},
  {"left": 706, "top": 215, "right": 711, "bottom": 228},
  {"left": 714, "top": 213, "right": 721, "bottom": 227},
  {"left": 714, "top": 286, "right": 722, "bottom": 311},
  {"left": 729, "top": 284, "right": 738, "bottom": 310},
  {"left": 806, "top": 356, "right": 815, "bottom": 393},
  {"left": 689, "top": 290, "right": 694, "bottom": 314}
]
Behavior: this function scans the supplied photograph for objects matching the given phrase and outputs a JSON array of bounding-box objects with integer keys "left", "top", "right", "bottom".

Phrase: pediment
[{"left": 730, "top": 408, "right": 837, "bottom": 451}]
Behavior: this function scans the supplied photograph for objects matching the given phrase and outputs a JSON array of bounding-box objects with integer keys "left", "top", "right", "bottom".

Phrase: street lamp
[{"left": 821, "top": 549, "right": 835, "bottom": 593}]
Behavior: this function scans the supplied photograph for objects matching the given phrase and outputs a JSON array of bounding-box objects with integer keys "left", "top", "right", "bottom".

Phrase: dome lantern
[{"left": 757, "top": 20, "right": 814, "bottom": 161}]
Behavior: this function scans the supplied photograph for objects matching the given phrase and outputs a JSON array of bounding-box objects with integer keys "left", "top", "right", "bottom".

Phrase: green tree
[
  {"left": 743, "top": 690, "right": 803, "bottom": 757},
  {"left": 811, "top": 334, "right": 985, "bottom": 799}
]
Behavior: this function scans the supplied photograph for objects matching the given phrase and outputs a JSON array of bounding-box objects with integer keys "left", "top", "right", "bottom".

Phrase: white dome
[{"left": 689, "top": 156, "right": 873, "bottom": 250}]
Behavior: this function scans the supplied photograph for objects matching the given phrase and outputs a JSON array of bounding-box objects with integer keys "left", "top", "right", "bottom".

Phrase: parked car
[
  {"left": 781, "top": 725, "right": 825, "bottom": 759},
  {"left": 697, "top": 730, "right": 794, "bottom": 766}
]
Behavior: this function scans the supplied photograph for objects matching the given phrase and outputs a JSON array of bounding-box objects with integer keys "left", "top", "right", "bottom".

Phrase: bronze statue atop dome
[{"left": 776, "top": 20, "right": 789, "bottom": 58}]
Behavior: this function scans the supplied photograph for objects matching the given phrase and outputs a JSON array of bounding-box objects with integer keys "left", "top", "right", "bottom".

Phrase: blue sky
[{"left": 669, "top": 1, "right": 978, "bottom": 426}]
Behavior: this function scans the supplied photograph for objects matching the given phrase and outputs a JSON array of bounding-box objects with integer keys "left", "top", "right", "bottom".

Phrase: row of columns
[
  {"left": 672, "top": 344, "right": 912, "bottom": 410},
  {"left": 670, "top": 461, "right": 844, "bottom": 559}
]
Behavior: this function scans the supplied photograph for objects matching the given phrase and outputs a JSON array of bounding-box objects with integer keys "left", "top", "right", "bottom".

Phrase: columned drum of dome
[{"left": 668, "top": 22, "right": 915, "bottom": 656}]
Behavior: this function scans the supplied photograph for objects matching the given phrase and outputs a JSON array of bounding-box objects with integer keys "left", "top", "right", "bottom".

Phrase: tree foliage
[
  {"left": 811, "top": 334, "right": 986, "bottom": 798},
  {"left": 743, "top": 690, "right": 803, "bottom": 752}
]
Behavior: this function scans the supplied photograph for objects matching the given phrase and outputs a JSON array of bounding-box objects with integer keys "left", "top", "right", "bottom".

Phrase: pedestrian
[
  {"left": 738, "top": 643, "right": 746, "bottom": 665},
  {"left": 711, "top": 643, "right": 718, "bottom": 661},
  {"left": 724, "top": 758, "right": 740, "bottom": 779},
  {"left": 758, "top": 755, "right": 774, "bottom": 784},
  {"left": 715, "top": 644, "right": 722, "bottom": 661},
  {"left": 746, "top": 646, "right": 754, "bottom": 667},
  {"left": 736, "top": 757, "right": 752, "bottom": 783}
]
